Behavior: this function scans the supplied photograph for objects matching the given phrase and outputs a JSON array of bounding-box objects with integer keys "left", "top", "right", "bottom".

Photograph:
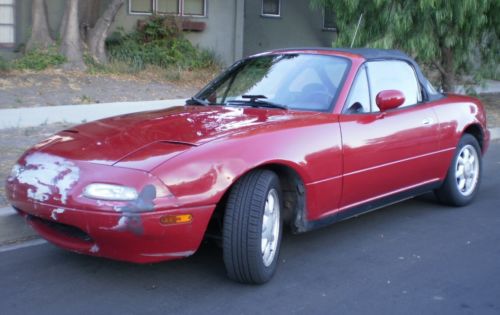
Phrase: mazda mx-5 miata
[{"left": 6, "top": 48, "right": 489, "bottom": 283}]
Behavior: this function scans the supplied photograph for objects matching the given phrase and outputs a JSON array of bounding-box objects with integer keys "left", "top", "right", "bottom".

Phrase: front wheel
[
  {"left": 435, "top": 134, "right": 482, "bottom": 206},
  {"left": 222, "top": 170, "right": 282, "bottom": 284}
]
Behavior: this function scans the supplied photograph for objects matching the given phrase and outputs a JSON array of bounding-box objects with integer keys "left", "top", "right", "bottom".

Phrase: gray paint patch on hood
[{"left": 11, "top": 152, "right": 80, "bottom": 204}]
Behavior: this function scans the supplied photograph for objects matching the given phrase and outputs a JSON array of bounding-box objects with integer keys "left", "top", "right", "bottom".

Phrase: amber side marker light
[{"left": 160, "top": 214, "right": 193, "bottom": 225}]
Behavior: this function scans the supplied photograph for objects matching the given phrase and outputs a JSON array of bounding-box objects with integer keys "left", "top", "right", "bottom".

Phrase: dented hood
[{"left": 35, "top": 105, "right": 317, "bottom": 169}]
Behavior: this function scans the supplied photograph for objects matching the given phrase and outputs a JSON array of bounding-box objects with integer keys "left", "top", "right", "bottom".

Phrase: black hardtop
[{"left": 274, "top": 47, "right": 413, "bottom": 62}]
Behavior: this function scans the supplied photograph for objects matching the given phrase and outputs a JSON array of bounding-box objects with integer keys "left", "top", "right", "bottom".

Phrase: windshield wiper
[
  {"left": 186, "top": 97, "right": 209, "bottom": 106},
  {"left": 227, "top": 95, "right": 288, "bottom": 110}
]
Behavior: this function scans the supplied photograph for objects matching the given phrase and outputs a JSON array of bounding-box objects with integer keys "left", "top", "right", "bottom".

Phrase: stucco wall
[{"left": 243, "top": 0, "right": 336, "bottom": 57}]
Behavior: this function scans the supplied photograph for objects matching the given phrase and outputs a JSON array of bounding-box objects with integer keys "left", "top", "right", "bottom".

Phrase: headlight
[
  {"left": 9, "top": 164, "right": 21, "bottom": 178},
  {"left": 83, "top": 183, "right": 138, "bottom": 201}
]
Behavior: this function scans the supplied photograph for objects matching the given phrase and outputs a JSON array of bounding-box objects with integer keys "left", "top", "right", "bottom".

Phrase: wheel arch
[
  {"left": 207, "top": 162, "right": 308, "bottom": 239},
  {"left": 462, "top": 123, "right": 485, "bottom": 153}
]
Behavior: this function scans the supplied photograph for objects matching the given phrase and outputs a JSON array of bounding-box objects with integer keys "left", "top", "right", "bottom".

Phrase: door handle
[{"left": 422, "top": 118, "right": 433, "bottom": 125}]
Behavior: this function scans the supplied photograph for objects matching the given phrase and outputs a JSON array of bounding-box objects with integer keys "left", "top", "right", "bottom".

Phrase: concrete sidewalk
[{"left": 0, "top": 99, "right": 185, "bottom": 129}]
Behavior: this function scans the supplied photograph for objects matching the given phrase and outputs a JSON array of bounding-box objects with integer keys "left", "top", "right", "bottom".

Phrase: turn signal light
[{"left": 160, "top": 214, "right": 192, "bottom": 225}]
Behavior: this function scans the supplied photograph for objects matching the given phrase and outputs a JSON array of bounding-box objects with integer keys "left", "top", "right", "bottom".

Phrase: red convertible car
[{"left": 6, "top": 48, "right": 489, "bottom": 284}]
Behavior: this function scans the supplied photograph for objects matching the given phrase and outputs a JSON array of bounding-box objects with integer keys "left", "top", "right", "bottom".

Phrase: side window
[
  {"left": 367, "top": 60, "right": 421, "bottom": 111},
  {"left": 343, "top": 66, "right": 370, "bottom": 114}
]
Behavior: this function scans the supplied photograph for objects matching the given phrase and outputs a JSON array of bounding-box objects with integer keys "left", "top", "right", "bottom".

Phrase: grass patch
[{"left": 12, "top": 47, "right": 65, "bottom": 71}]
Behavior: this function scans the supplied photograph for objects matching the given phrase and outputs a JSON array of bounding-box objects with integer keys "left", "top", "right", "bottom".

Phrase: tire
[
  {"left": 222, "top": 169, "right": 283, "bottom": 284},
  {"left": 435, "top": 134, "right": 482, "bottom": 206}
]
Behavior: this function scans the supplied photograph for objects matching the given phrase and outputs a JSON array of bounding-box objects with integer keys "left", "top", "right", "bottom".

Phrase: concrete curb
[
  {"left": 490, "top": 128, "right": 500, "bottom": 141},
  {"left": 0, "top": 206, "right": 16, "bottom": 216},
  {"left": 0, "top": 99, "right": 186, "bottom": 129}
]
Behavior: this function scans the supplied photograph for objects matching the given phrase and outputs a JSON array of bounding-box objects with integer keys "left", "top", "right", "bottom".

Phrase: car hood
[{"left": 35, "top": 105, "right": 319, "bottom": 169}]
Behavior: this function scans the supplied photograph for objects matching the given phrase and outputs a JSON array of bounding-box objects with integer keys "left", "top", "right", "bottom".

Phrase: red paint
[
  {"left": 376, "top": 90, "right": 405, "bottom": 110},
  {"left": 5, "top": 49, "right": 489, "bottom": 264}
]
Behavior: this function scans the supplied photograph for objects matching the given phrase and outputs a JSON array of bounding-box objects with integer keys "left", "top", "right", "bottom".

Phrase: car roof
[{"left": 270, "top": 47, "right": 412, "bottom": 62}]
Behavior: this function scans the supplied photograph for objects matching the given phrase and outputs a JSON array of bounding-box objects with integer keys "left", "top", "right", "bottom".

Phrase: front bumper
[{"left": 11, "top": 199, "right": 216, "bottom": 263}]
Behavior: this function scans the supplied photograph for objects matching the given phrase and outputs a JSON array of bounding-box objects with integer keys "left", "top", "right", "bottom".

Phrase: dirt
[{"left": 0, "top": 68, "right": 212, "bottom": 108}]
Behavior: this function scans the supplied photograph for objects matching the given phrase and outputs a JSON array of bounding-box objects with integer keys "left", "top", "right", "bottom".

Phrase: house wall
[
  {"left": 111, "top": 0, "right": 244, "bottom": 66},
  {"left": 3, "top": 0, "right": 333, "bottom": 65},
  {"left": 243, "top": 0, "right": 336, "bottom": 58}
]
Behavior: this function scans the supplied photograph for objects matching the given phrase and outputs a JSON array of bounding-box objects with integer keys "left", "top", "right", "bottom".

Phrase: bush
[
  {"left": 12, "top": 47, "right": 65, "bottom": 71},
  {"left": 0, "top": 56, "right": 9, "bottom": 72},
  {"left": 107, "top": 16, "right": 218, "bottom": 72}
]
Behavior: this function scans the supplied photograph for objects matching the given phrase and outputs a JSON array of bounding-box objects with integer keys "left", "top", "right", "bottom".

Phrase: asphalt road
[{"left": 1, "top": 142, "right": 499, "bottom": 315}]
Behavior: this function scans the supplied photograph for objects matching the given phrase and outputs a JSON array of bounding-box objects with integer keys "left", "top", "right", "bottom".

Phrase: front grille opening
[{"left": 29, "top": 215, "right": 93, "bottom": 242}]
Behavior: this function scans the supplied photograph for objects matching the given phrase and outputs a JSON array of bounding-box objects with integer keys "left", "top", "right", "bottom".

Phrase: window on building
[
  {"left": 156, "top": 0, "right": 179, "bottom": 15},
  {"left": 183, "top": 0, "right": 204, "bottom": 16},
  {"left": 0, "top": 0, "right": 15, "bottom": 47},
  {"left": 323, "top": 5, "right": 336, "bottom": 30},
  {"left": 129, "top": 0, "right": 206, "bottom": 16},
  {"left": 130, "top": 0, "right": 153, "bottom": 14},
  {"left": 262, "top": 0, "right": 280, "bottom": 17}
]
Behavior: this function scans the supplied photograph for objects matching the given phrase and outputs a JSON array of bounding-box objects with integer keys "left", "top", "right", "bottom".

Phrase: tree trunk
[
  {"left": 441, "top": 47, "right": 455, "bottom": 92},
  {"left": 88, "top": 0, "right": 125, "bottom": 64},
  {"left": 26, "top": 0, "right": 54, "bottom": 51},
  {"left": 59, "top": 3, "right": 68, "bottom": 41},
  {"left": 60, "top": 0, "right": 86, "bottom": 70}
]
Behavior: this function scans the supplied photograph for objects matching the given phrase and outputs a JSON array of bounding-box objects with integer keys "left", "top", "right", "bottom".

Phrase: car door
[{"left": 338, "top": 60, "right": 442, "bottom": 210}]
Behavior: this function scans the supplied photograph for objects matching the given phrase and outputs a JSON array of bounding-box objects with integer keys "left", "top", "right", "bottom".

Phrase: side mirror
[{"left": 376, "top": 90, "right": 405, "bottom": 111}]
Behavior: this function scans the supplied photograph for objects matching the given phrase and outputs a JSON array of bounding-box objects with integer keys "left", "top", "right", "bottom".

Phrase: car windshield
[{"left": 194, "top": 53, "right": 350, "bottom": 112}]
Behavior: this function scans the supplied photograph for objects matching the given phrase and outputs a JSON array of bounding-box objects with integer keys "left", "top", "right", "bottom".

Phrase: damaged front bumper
[{"left": 10, "top": 199, "right": 216, "bottom": 263}]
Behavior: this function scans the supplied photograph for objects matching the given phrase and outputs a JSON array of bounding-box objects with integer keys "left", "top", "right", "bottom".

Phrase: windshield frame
[{"left": 194, "top": 52, "right": 352, "bottom": 113}]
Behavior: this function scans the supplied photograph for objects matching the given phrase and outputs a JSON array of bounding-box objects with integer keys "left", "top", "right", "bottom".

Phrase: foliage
[
  {"left": 12, "top": 47, "right": 66, "bottom": 71},
  {"left": 0, "top": 56, "right": 9, "bottom": 72},
  {"left": 311, "top": 0, "right": 499, "bottom": 91},
  {"left": 106, "top": 16, "right": 219, "bottom": 72}
]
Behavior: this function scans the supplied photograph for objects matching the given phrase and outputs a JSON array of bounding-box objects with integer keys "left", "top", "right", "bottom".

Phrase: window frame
[
  {"left": 261, "top": 0, "right": 281, "bottom": 18},
  {"left": 365, "top": 59, "right": 423, "bottom": 112},
  {"left": 0, "top": 0, "right": 15, "bottom": 48},
  {"left": 129, "top": 0, "right": 207, "bottom": 17},
  {"left": 342, "top": 65, "right": 372, "bottom": 114}
]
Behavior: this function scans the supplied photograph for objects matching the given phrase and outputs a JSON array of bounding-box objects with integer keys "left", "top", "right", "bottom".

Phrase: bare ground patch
[{"left": 0, "top": 67, "right": 216, "bottom": 108}]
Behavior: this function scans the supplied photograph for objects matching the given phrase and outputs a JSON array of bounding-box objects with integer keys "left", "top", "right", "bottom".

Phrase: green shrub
[
  {"left": 107, "top": 16, "right": 219, "bottom": 72},
  {"left": 0, "top": 56, "right": 9, "bottom": 72},
  {"left": 12, "top": 47, "right": 65, "bottom": 71}
]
